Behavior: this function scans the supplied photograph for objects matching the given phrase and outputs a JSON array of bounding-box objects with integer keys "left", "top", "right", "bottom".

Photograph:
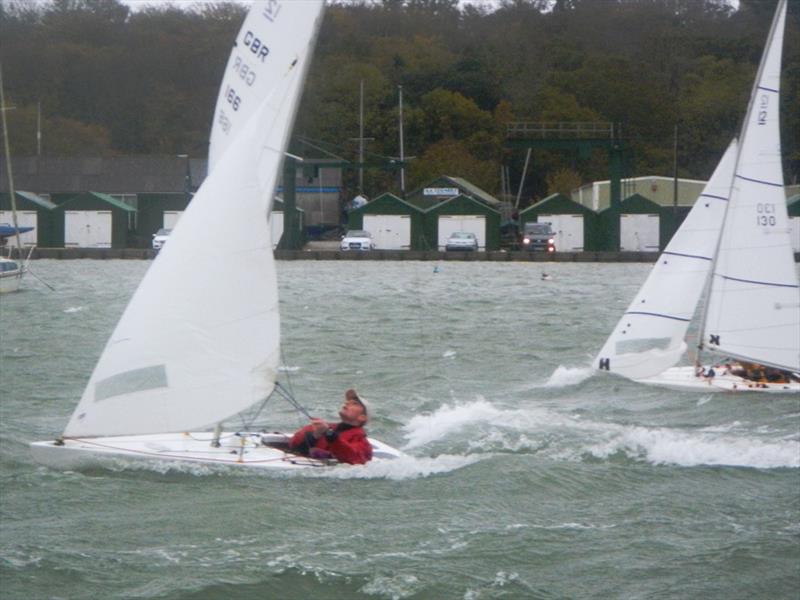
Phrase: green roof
[
  {"left": 16, "top": 190, "right": 57, "bottom": 210},
  {"left": 89, "top": 191, "right": 137, "bottom": 212},
  {"left": 443, "top": 176, "right": 500, "bottom": 206}
]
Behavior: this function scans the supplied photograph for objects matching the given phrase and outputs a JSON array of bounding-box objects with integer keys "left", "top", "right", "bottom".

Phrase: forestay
[
  {"left": 594, "top": 141, "right": 737, "bottom": 380},
  {"left": 208, "top": 1, "right": 321, "bottom": 173},
  {"left": 64, "top": 1, "right": 326, "bottom": 438},
  {"left": 702, "top": 0, "right": 800, "bottom": 372}
]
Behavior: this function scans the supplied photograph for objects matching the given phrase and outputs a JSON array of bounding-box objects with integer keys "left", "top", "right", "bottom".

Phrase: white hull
[
  {"left": 635, "top": 366, "right": 800, "bottom": 394},
  {"left": 30, "top": 431, "right": 404, "bottom": 471},
  {"left": 0, "top": 260, "right": 23, "bottom": 294},
  {"left": 0, "top": 272, "right": 22, "bottom": 293}
]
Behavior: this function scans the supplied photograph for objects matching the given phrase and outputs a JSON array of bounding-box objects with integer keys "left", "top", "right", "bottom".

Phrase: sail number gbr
[{"left": 756, "top": 203, "right": 777, "bottom": 227}]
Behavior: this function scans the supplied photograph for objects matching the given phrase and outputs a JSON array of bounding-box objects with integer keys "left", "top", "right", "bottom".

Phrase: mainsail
[
  {"left": 594, "top": 140, "right": 737, "bottom": 380},
  {"left": 208, "top": 1, "right": 321, "bottom": 173},
  {"left": 64, "top": 1, "right": 326, "bottom": 438},
  {"left": 702, "top": 0, "right": 799, "bottom": 372}
]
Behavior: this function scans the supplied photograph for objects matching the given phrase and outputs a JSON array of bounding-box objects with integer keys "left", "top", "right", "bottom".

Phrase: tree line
[{"left": 1, "top": 0, "right": 798, "bottom": 205}]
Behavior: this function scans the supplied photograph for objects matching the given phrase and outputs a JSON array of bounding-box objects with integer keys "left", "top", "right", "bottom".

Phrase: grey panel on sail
[
  {"left": 615, "top": 338, "right": 671, "bottom": 354},
  {"left": 94, "top": 365, "right": 168, "bottom": 402}
]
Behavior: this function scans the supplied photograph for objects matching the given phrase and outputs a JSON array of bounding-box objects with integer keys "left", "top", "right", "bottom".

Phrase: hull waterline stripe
[
  {"left": 717, "top": 274, "right": 800, "bottom": 289},
  {"left": 624, "top": 311, "right": 691, "bottom": 322},
  {"left": 734, "top": 173, "right": 784, "bottom": 188},
  {"left": 662, "top": 251, "right": 712, "bottom": 261}
]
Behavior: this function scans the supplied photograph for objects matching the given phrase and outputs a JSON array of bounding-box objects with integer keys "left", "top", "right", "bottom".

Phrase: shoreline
[
  {"left": 19, "top": 247, "right": 800, "bottom": 262},
  {"left": 25, "top": 247, "right": 660, "bottom": 262}
]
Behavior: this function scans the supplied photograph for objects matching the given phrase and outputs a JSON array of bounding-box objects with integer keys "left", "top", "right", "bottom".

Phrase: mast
[
  {"left": 398, "top": 85, "right": 405, "bottom": 196},
  {"left": 0, "top": 63, "right": 22, "bottom": 252},
  {"left": 359, "top": 79, "right": 364, "bottom": 192}
]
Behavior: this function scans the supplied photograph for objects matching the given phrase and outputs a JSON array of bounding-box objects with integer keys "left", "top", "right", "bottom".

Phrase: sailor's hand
[{"left": 310, "top": 418, "right": 329, "bottom": 438}]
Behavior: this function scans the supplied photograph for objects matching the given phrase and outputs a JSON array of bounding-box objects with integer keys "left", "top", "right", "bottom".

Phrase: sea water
[{"left": 1, "top": 260, "right": 798, "bottom": 599}]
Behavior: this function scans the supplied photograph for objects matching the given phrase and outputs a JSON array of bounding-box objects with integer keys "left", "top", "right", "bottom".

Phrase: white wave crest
[
  {"left": 544, "top": 366, "right": 594, "bottom": 387},
  {"left": 402, "top": 399, "right": 506, "bottom": 450},
  {"left": 587, "top": 426, "right": 800, "bottom": 469},
  {"left": 302, "top": 454, "right": 482, "bottom": 480}
]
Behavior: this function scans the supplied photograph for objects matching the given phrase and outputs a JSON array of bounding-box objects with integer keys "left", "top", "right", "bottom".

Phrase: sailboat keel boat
[
  {"left": 595, "top": 0, "right": 799, "bottom": 394},
  {"left": 32, "top": 2, "right": 404, "bottom": 469}
]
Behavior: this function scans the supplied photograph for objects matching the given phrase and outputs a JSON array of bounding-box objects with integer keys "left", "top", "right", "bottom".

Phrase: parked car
[
  {"left": 521, "top": 222, "right": 555, "bottom": 252},
  {"left": 152, "top": 228, "right": 172, "bottom": 250},
  {"left": 340, "top": 230, "right": 375, "bottom": 251},
  {"left": 445, "top": 231, "right": 479, "bottom": 251}
]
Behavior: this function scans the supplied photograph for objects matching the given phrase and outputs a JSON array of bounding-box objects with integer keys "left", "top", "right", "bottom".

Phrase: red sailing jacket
[{"left": 289, "top": 422, "right": 373, "bottom": 465}]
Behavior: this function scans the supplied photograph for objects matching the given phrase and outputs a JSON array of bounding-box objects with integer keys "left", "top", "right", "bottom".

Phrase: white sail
[
  {"left": 595, "top": 140, "right": 738, "bottom": 380},
  {"left": 64, "top": 2, "right": 326, "bottom": 438},
  {"left": 702, "top": 0, "right": 799, "bottom": 372},
  {"left": 208, "top": 0, "right": 323, "bottom": 172}
]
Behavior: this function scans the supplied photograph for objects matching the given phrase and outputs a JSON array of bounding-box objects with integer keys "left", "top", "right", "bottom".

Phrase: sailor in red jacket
[{"left": 289, "top": 389, "right": 373, "bottom": 464}]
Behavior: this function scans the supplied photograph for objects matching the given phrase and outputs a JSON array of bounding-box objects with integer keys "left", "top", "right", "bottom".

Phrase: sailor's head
[{"left": 340, "top": 388, "right": 369, "bottom": 426}]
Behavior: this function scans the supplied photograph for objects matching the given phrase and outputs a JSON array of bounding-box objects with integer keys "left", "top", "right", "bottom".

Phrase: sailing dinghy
[
  {"left": 595, "top": 0, "right": 799, "bottom": 393},
  {"left": 31, "top": 1, "right": 403, "bottom": 469}
]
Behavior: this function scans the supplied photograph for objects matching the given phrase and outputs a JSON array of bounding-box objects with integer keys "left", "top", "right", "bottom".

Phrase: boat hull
[
  {"left": 0, "top": 261, "right": 23, "bottom": 294},
  {"left": 635, "top": 366, "right": 800, "bottom": 393},
  {"left": 30, "top": 431, "right": 404, "bottom": 471}
]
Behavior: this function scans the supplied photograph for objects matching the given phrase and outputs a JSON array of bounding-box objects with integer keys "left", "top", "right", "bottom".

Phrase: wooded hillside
[{"left": 1, "top": 0, "right": 798, "bottom": 203}]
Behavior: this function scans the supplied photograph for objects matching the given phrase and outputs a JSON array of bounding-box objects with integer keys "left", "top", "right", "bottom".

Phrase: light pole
[{"left": 176, "top": 154, "right": 191, "bottom": 203}]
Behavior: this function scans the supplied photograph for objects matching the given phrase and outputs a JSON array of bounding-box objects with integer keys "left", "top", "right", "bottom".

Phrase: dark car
[{"left": 521, "top": 222, "right": 556, "bottom": 252}]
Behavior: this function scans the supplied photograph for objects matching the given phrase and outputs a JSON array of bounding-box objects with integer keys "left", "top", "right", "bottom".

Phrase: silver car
[
  {"left": 152, "top": 228, "right": 172, "bottom": 250},
  {"left": 445, "top": 231, "right": 479, "bottom": 251},
  {"left": 340, "top": 230, "right": 375, "bottom": 251}
]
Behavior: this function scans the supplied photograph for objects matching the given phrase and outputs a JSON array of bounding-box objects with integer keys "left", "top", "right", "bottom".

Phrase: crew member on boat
[{"left": 289, "top": 389, "right": 373, "bottom": 464}]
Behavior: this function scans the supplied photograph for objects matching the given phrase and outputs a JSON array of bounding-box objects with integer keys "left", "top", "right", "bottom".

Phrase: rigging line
[
  {"left": 238, "top": 393, "right": 272, "bottom": 431},
  {"left": 279, "top": 344, "right": 297, "bottom": 402},
  {"left": 274, "top": 381, "right": 313, "bottom": 421},
  {"left": 298, "top": 134, "right": 401, "bottom": 164},
  {"left": 25, "top": 263, "right": 56, "bottom": 291}
]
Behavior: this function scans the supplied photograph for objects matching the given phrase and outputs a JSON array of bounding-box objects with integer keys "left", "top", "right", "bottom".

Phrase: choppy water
[{"left": 1, "top": 260, "right": 798, "bottom": 600}]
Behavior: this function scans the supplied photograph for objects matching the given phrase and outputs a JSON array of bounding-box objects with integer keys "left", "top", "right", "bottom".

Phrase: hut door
[
  {"left": 65, "top": 211, "right": 112, "bottom": 248},
  {"left": 163, "top": 211, "right": 183, "bottom": 229},
  {"left": 363, "top": 215, "right": 411, "bottom": 250},
  {"left": 539, "top": 214, "right": 584, "bottom": 251},
  {"left": 620, "top": 214, "right": 659, "bottom": 251},
  {"left": 790, "top": 216, "right": 800, "bottom": 252},
  {"left": 0, "top": 210, "right": 37, "bottom": 247},
  {"left": 270, "top": 211, "right": 284, "bottom": 249}
]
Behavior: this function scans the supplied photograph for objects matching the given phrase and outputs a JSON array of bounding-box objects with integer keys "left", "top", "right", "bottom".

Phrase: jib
[{"left": 243, "top": 31, "right": 269, "bottom": 62}]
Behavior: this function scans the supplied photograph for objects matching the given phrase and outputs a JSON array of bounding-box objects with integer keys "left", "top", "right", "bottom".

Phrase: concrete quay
[{"left": 25, "top": 247, "right": 800, "bottom": 262}]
